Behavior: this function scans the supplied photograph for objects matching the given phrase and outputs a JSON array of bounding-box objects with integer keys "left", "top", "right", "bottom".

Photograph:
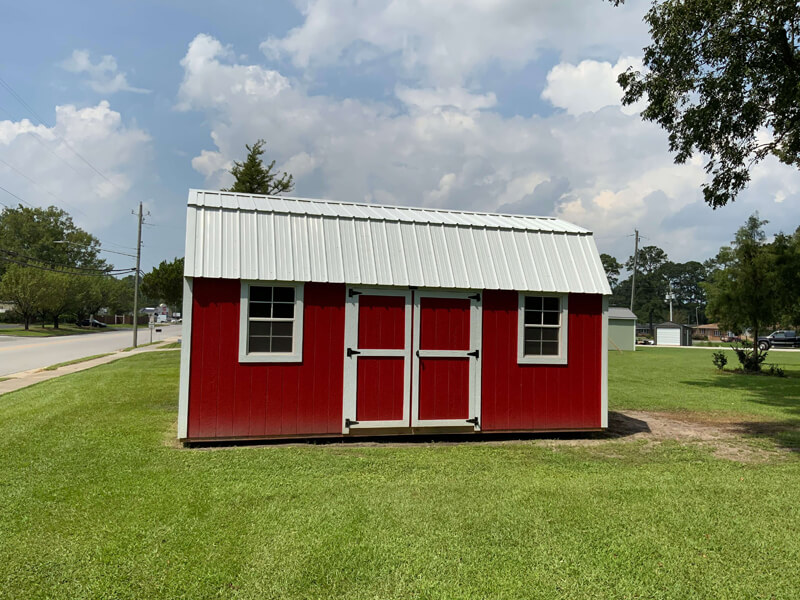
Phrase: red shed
[{"left": 178, "top": 189, "right": 611, "bottom": 442}]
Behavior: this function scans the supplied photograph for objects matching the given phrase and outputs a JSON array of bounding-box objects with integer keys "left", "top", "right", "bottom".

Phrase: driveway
[{"left": 0, "top": 325, "right": 181, "bottom": 376}]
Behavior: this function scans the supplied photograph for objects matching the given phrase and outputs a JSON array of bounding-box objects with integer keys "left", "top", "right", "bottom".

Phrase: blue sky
[{"left": 1, "top": 1, "right": 798, "bottom": 272}]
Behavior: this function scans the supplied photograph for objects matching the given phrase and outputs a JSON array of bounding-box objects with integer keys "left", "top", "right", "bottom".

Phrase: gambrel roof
[{"left": 184, "top": 189, "right": 611, "bottom": 295}]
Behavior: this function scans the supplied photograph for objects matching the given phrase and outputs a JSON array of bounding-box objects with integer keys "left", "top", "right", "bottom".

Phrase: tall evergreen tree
[{"left": 223, "top": 140, "right": 294, "bottom": 195}]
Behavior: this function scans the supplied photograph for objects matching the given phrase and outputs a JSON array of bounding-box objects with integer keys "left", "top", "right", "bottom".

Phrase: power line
[
  {"left": 0, "top": 184, "right": 34, "bottom": 208},
  {"left": 0, "top": 73, "right": 123, "bottom": 193},
  {"left": 0, "top": 254, "right": 136, "bottom": 277},
  {"left": 0, "top": 248, "right": 131, "bottom": 274}
]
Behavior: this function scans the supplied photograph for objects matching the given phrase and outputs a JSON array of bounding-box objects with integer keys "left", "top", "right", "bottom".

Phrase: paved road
[{"left": 0, "top": 325, "right": 181, "bottom": 376}]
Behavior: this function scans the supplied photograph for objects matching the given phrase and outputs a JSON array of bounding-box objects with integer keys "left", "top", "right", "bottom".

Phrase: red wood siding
[
  {"left": 481, "top": 291, "right": 603, "bottom": 431},
  {"left": 358, "top": 294, "right": 406, "bottom": 349},
  {"left": 356, "top": 357, "right": 405, "bottom": 421},
  {"left": 419, "top": 297, "right": 471, "bottom": 350},
  {"left": 418, "top": 358, "right": 470, "bottom": 420},
  {"left": 187, "top": 279, "right": 345, "bottom": 439}
]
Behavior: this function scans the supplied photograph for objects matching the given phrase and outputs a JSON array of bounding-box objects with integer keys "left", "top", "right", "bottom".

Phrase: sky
[{"left": 1, "top": 0, "right": 798, "bottom": 272}]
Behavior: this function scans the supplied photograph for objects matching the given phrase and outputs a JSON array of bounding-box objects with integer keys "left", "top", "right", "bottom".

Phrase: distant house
[
  {"left": 655, "top": 322, "right": 693, "bottom": 346},
  {"left": 693, "top": 323, "right": 733, "bottom": 342},
  {"left": 607, "top": 307, "right": 636, "bottom": 351},
  {"left": 0, "top": 301, "right": 14, "bottom": 314}
]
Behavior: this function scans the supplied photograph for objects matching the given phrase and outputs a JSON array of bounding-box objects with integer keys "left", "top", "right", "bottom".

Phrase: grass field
[
  {"left": 0, "top": 350, "right": 798, "bottom": 598},
  {"left": 41, "top": 353, "right": 114, "bottom": 371}
]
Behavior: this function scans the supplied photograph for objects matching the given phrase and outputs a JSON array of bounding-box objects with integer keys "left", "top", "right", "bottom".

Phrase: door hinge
[
  {"left": 348, "top": 288, "right": 362, "bottom": 298},
  {"left": 467, "top": 350, "right": 479, "bottom": 359},
  {"left": 468, "top": 293, "right": 481, "bottom": 302},
  {"left": 345, "top": 418, "right": 359, "bottom": 428},
  {"left": 347, "top": 347, "right": 362, "bottom": 358},
  {"left": 466, "top": 417, "right": 479, "bottom": 427}
]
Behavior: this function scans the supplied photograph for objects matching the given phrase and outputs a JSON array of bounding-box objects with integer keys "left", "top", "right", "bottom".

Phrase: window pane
[
  {"left": 271, "top": 337, "right": 293, "bottom": 353},
  {"left": 541, "top": 341, "right": 559, "bottom": 355},
  {"left": 525, "top": 296, "right": 543, "bottom": 311},
  {"left": 524, "top": 310, "right": 542, "bottom": 325},
  {"left": 250, "top": 321, "right": 272, "bottom": 336},
  {"left": 249, "top": 336, "right": 271, "bottom": 353},
  {"left": 271, "top": 321, "right": 293, "bottom": 337},
  {"left": 250, "top": 286, "right": 272, "bottom": 302},
  {"left": 524, "top": 327, "right": 541, "bottom": 343},
  {"left": 249, "top": 302, "right": 272, "bottom": 318},
  {"left": 542, "top": 311, "right": 559, "bottom": 326},
  {"left": 273, "top": 287, "right": 295, "bottom": 302},
  {"left": 272, "top": 303, "right": 294, "bottom": 318},
  {"left": 541, "top": 328, "right": 559, "bottom": 342},
  {"left": 543, "top": 297, "right": 560, "bottom": 311},
  {"left": 524, "top": 340, "right": 541, "bottom": 355}
]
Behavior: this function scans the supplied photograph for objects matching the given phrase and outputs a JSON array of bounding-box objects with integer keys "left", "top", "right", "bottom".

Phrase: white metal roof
[
  {"left": 608, "top": 307, "right": 637, "bottom": 320},
  {"left": 184, "top": 189, "right": 611, "bottom": 295}
]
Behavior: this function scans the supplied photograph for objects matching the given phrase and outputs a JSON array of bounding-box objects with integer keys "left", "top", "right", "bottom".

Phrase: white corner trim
[
  {"left": 517, "top": 292, "right": 569, "bottom": 365},
  {"left": 601, "top": 296, "right": 609, "bottom": 428},
  {"left": 238, "top": 281, "right": 304, "bottom": 363},
  {"left": 177, "top": 276, "right": 193, "bottom": 440}
]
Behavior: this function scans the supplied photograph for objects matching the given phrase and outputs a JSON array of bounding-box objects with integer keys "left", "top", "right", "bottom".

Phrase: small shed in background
[
  {"left": 607, "top": 307, "right": 637, "bottom": 351},
  {"left": 655, "top": 322, "right": 693, "bottom": 346}
]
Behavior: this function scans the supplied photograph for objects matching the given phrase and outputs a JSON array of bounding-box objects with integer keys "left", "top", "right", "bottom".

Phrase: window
[
  {"left": 517, "top": 294, "right": 568, "bottom": 365},
  {"left": 239, "top": 282, "right": 304, "bottom": 363}
]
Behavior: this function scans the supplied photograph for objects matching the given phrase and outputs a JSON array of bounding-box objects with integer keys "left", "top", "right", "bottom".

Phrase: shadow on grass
[
  {"left": 682, "top": 373, "right": 800, "bottom": 451},
  {"left": 183, "top": 411, "right": 651, "bottom": 449}
]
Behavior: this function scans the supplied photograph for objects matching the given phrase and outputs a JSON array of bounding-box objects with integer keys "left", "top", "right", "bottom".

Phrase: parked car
[
  {"left": 77, "top": 318, "right": 107, "bottom": 328},
  {"left": 757, "top": 330, "right": 799, "bottom": 351},
  {"left": 720, "top": 335, "right": 741, "bottom": 343}
]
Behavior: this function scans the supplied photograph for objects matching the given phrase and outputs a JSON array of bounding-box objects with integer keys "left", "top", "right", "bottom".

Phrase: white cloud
[
  {"left": 60, "top": 50, "right": 150, "bottom": 95},
  {"left": 262, "top": 0, "right": 649, "bottom": 86},
  {"left": 0, "top": 101, "right": 152, "bottom": 230},
  {"left": 542, "top": 56, "right": 645, "bottom": 115},
  {"left": 179, "top": 34, "right": 800, "bottom": 265}
]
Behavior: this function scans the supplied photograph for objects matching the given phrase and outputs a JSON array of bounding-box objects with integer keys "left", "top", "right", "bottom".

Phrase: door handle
[
  {"left": 347, "top": 348, "right": 361, "bottom": 358},
  {"left": 467, "top": 350, "right": 479, "bottom": 359}
]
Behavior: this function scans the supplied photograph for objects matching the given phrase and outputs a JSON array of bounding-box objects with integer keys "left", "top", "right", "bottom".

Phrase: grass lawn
[
  {"left": 41, "top": 353, "right": 114, "bottom": 371},
  {"left": 0, "top": 323, "right": 131, "bottom": 337},
  {"left": 0, "top": 351, "right": 798, "bottom": 598}
]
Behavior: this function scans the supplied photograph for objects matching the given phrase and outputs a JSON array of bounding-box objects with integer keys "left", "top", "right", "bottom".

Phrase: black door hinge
[
  {"left": 468, "top": 293, "right": 481, "bottom": 302},
  {"left": 466, "top": 417, "right": 479, "bottom": 426},
  {"left": 348, "top": 288, "right": 362, "bottom": 298},
  {"left": 347, "top": 348, "right": 362, "bottom": 358},
  {"left": 467, "top": 350, "right": 479, "bottom": 359},
  {"left": 345, "top": 418, "right": 359, "bottom": 428}
]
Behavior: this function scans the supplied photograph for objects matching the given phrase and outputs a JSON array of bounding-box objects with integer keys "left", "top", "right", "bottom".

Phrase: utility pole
[
  {"left": 630, "top": 229, "right": 639, "bottom": 312},
  {"left": 666, "top": 280, "right": 674, "bottom": 321},
  {"left": 132, "top": 202, "right": 143, "bottom": 348}
]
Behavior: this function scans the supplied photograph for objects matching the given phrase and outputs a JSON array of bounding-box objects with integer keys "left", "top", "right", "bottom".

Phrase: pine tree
[{"left": 222, "top": 140, "right": 294, "bottom": 195}]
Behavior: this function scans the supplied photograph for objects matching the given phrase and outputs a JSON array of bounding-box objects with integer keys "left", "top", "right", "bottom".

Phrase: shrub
[
  {"left": 732, "top": 344, "right": 766, "bottom": 373},
  {"left": 766, "top": 364, "right": 786, "bottom": 378},
  {"left": 712, "top": 351, "right": 728, "bottom": 371}
]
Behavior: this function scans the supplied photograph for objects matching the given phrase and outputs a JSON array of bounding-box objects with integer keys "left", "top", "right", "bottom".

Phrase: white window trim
[
  {"left": 239, "top": 281, "right": 304, "bottom": 363},
  {"left": 517, "top": 292, "right": 569, "bottom": 365}
]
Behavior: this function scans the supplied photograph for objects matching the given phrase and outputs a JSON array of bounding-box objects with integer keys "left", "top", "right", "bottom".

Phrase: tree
[
  {"left": 222, "top": 140, "right": 294, "bottom": 195},
  {"left": 625, "top": 245, "right": 668, "bottom": 276},
  {"left": 772, "top": 225, "right": 800, "bottom": 325},
  {"left": 704, "top": 214, "right": 780, "bottom": 359},
  {"left": 106, "top": 276, "right": 135, "bottom": 315},
  {"left": 141, "top": 257, "right": 184, "bottom": 310},
  {"left": 0, "top": 205, "right": 106, "bottom": 278},
  {"left": 600, "top": 253, "right": 622, "bottom": 289},
  {"left": 616, "top": 0, "right": 800, "bottom": 208},
  {"left": 0, "top": 265, "right": 46, "bottom": 330},
  {"left": 39, "top": 271, "right": 78, "bottom": 329},
  {"left": 73, "top": 277, "right": 114, "bottom": 322}
]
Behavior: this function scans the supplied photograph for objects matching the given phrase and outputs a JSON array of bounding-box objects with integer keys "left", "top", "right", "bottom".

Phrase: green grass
[
  {"left": 0, "top": 351, "right": 798, "bottom": 598},
  {"left": 41, "top": 353, "right": 114, "bottom": 371},
  {"left": 0, "top": 323, "right": 133, "bottom": 337},
  {"left": 0, "top": 377, "right": 9, "bottom": 383},
  {"left": 121, "top": 341, "right": 161, "bottom": 352},
  {"left": 159, "top": 341, "right": 181, "bottom": 349}
]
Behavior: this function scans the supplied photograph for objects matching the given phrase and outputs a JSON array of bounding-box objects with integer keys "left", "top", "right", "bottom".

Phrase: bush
[
  {"left": 766, "top": 364, "right": 786, "bottom": 378},
  {"left": 712, "top": 351, "right": 728, "bottom": 371},
  {"left": 732, "top": 344, "right": 767, "bottom": 373}
]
